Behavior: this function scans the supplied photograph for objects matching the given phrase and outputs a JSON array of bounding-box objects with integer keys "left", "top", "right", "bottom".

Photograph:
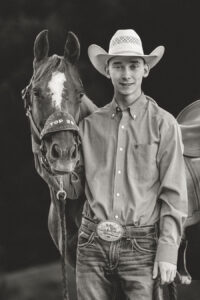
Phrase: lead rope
[
  {"left": 168, "top": 282, "right": 177, "bottom": 300},
  {"left": 153, "top": 277, "right": 177, "bottom": 300},
  {"left": 56, "top": 176, "right": 69, "bottom": 300}
]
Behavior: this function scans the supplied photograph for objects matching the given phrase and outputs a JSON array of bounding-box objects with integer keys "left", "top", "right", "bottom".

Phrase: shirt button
[
  {"left": 133, "top": 114, "right": 136, "bottom": 120},
  {"left": 119, "top": 147, "right": 123, "bottom": 151},
  {"left": 121, "top": 125, "right": 125, "bottom": 129},
  {"left": 117, "top": 170, "right": 121, "bottom": 174},
  {"left": 112, "top": 113, "right": 115, "bottom": 118},
  {"left": 116, "top": 192, "right": 120, "bottom": 197},
  {"left": 115, "top": 215, "right": 119, "bottom": 219}
]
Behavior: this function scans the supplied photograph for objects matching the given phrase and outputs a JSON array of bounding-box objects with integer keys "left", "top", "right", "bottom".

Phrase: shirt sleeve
[
  {"left": 32, "top": 136, "right": 85, "bottom": 200},
  {"left": 155, "top": 117, "right": 188, "bottom": 264}
]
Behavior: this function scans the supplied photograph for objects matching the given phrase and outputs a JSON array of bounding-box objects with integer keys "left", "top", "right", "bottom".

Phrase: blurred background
[{"left": 1, "top": 0, "right": 200, "bottom": 299}]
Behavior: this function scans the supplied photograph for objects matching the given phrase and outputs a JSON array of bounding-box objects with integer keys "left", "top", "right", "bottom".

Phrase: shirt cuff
[{"left": 155, "top": 242, "right": 179, "bottom": 265}]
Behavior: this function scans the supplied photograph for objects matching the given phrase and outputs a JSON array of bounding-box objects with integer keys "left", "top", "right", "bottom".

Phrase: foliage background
[{"left": 0, "top": 0, "right": 200, "bottom": 287}]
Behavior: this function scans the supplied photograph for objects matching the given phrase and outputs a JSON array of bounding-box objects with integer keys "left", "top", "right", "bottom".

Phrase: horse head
[{"left": 22, "top": 30, "right": 85, "bottom": 175}]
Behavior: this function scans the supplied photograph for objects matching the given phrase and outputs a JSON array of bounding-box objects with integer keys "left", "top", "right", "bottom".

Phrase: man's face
[{"left": 106, "top": 56, "right": 149, "bottom": 98}]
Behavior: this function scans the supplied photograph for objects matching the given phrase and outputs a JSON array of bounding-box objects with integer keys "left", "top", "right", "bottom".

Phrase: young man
[{"left": 76, "top": 29, "right": 188, "bottom": 299}]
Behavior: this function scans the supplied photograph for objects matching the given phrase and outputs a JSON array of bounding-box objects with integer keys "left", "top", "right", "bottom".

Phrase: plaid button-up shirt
[{"left": 79, "top": 93, "right": 188, "bottom": 264}]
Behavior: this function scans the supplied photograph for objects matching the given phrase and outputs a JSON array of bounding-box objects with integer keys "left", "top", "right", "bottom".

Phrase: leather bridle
[
  {"left": 21, "top": 76, "right": 81, "bottom": 175},
  {"left": 22, "top": 76, "right": 81, "bottom": 300},
  {"left": 22, "top": 78, "right": 54, "bottom": 174}
]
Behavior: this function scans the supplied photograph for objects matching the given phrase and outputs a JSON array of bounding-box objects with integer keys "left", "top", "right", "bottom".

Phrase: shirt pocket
[{"left": 131, "top": 143, "right": 158, "bottom": 181}]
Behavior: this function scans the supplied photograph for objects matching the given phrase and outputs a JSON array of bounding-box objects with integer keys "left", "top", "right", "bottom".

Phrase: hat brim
[{"left": 88, "top": 44, "right": 165, "bottom": 76}]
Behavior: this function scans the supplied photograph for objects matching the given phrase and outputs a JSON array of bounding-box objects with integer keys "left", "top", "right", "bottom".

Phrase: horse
[
  {"left": 22, "top": 30, "right": 97, "bottom": 300},
  {"left": 22, "top": 30, "right": 200, "bottom": 300}
]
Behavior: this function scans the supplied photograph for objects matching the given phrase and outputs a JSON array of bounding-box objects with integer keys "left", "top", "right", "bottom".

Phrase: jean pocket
[
  {"left": 78, "top": 230, "right": 95, "bottom": 248},
  {"left": 132, "top": 238, "right": 157, "bottom": 254}
]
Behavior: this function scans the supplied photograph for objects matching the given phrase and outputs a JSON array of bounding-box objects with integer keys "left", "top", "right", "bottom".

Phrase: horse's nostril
[
  {"left": 71, "top": 145, "right": 77, "bottom": 159},
  {"left": 51, "top": 144, "right": 61, "bottom": 159}
]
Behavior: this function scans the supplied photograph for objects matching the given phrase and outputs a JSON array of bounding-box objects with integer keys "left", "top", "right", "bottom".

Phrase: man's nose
[{"left": 122, "top": 67, "right": 131, "bottom": 79}]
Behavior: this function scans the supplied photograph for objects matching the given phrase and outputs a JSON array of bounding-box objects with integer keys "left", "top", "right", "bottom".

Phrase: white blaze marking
[{"left": 48, "top": 71, "right": 66, "bottom": 109}]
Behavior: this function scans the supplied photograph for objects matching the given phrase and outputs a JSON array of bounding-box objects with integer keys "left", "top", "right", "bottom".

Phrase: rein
[
  {"left": 22, "top": 80, "right": 75, "bottom": 300},
  {"left": 57, "top": 176, "right": 69, "bottom": 300}
]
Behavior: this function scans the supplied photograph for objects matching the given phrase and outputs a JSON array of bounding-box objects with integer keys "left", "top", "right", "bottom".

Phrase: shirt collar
[{"left": 110, "top": 92, "right": 148, "bottom": 120}]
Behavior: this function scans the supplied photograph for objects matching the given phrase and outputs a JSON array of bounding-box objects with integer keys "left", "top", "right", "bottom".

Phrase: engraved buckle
[{"left": 96, "top": 221, "right": 124, "bottom": 242}]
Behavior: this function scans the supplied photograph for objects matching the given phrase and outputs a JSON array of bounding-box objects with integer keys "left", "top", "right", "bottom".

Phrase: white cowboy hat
[{"left": 88, "top": 29, "right": 165, "bottom": 76}]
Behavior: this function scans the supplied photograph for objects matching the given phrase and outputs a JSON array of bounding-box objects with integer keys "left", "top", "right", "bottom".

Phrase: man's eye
[
  {"left": 130, "top": 65, "right": 136, "bottom": 69},
  {"left": 131, "top": 64, "right": 139, "bottom": 69}
]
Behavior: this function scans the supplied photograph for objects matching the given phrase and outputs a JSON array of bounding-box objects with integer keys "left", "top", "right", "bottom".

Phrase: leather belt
[{"left": 81, "top": 217, "right": 157, "bottom": 241}]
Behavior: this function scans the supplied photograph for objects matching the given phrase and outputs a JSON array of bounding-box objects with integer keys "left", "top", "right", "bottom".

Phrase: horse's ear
[
  {"left": 64, "top": 31, "right": 80, "bottom": 64},
  {"left": 34, "top": 30, "right": 49, "bottom": 62}
]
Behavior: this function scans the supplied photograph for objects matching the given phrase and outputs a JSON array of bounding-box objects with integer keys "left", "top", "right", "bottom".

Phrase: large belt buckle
[{"left": 97, "top": 221, "right": 124, "bottom": 242}]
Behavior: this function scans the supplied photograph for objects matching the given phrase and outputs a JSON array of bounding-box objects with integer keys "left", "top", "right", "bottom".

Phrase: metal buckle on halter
[{"left": 96, "top": 221, "right": 124, "bottom": 242}]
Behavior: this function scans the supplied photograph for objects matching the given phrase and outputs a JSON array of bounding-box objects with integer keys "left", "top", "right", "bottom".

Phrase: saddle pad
[{"left": 177, "top": 100, "right": 200, "bottom": 157}]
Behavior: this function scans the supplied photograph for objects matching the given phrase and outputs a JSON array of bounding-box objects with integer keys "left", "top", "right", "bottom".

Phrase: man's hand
[{"left": 153, "top": 261, "right": 177, "bottom": 285}]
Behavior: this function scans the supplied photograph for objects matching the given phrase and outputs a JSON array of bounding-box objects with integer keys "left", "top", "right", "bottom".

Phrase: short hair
[{"left": 105, "top": 56, "right": 147, "bottom": 69}]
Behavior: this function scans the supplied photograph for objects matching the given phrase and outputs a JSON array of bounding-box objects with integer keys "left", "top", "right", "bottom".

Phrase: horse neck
[{"left": 79, "top": 95, "right": 98, "bottom": 122}]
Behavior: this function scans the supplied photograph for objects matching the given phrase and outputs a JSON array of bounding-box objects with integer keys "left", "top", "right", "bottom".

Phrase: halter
[
  {"left": 21, "top": 76, "right": 80, "bottom": 175},
  {"left": 22, "top": 77, "right": 81, "bottom": 300},
  {"left": 21, "top": 76, "right": 50, "bottom": 170}
]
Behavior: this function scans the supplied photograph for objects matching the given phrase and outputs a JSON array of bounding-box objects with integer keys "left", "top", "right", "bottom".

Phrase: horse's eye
[
  {"left": 79, "top": 92, "right": 84, "bottom": 99},
  {"left": 32, "top": 88, "right": 41, "bottom": 97}
]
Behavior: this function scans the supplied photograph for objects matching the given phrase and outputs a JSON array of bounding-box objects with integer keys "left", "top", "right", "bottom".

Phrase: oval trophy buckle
[{"left": 97, "top": 221, "right": 124, "bottom": 242}]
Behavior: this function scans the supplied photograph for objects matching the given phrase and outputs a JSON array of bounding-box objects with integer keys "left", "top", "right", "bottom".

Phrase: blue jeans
[{"left": 76, "top": 217, "right": 158, "bottom": 300}]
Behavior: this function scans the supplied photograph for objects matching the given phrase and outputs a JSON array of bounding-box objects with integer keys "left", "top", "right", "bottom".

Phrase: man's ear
[
  {"left": 105, "top": 65, "right": 111, "bottom": 79},
  {"left": 143, "top": 64, "right": 150, "bottom": 78}
]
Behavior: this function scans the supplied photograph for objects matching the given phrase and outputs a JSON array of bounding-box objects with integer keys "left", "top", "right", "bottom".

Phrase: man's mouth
[{"left": 120, "top": 82, "right": 134, "bottom": 87}]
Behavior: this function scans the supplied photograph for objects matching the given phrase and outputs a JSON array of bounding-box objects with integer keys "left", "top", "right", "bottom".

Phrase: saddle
[
  {"left": 176, "top": 100, "right": 200, "bottom": 283},
  {"left": 177, "top": 99, "right": 200, "bottom": 227},
  {"left": 177, "top": 99, "right": 200, "bottom": 157}
]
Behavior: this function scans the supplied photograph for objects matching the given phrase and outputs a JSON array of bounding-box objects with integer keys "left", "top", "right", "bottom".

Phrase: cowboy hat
[{"left": 88, "top": 29, "right": 165, "bottom": 76}]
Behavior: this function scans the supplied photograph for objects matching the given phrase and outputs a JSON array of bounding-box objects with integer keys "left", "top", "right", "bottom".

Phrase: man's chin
[{"left": 119, "top": 89, "right": 136, "bottom": 96}]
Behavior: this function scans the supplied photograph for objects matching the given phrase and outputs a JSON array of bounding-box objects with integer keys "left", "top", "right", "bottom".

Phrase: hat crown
[
  {"left": 108, "top": 29, "right": 144, "bottom": 56},
  {"left": 87, "top": 28, "right": 165, "bottom": 76}
]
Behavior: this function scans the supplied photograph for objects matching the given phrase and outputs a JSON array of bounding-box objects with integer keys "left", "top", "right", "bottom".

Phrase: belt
[{"left": 81, "top": 217, "right": 157, "bottom": 242}]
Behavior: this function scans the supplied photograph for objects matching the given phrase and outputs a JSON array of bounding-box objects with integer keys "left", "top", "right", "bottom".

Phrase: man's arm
[{"left": 154, "top": 117, "right": 188, "bottom": 284}]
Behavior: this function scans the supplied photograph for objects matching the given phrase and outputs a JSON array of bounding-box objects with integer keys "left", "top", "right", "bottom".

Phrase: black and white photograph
[{"left": 1, "top": 1, "right": 200, "bottom": 299}]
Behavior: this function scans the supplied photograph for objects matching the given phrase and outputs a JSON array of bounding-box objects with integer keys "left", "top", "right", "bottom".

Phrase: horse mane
[{"left": 79, "top": 94, "right": 98, "bottom": 122}]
